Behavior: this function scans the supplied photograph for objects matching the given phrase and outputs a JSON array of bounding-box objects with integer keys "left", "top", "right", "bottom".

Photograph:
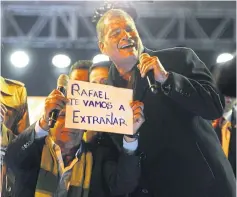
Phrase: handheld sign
[{"left": 65, "top": 80, "right": 133, "bottom": 135}]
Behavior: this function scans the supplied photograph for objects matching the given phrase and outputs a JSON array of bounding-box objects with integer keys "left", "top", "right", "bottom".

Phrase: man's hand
[
  {"left": 39, "top": 89, "right": 68, "bottom": 130},
  {"left": 0, "top": 104, "right": 7, "bottom": 124},
  {"left": 124, "top": 101, "right": 145, "bottom": 142},
  {"left": 138, "top": 53, "right": 169, "bottom": 83}
]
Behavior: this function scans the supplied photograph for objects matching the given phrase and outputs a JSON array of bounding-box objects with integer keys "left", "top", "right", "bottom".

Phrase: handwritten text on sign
[{"left": 65, "top": 80, "right": 133, "bottom": 135}]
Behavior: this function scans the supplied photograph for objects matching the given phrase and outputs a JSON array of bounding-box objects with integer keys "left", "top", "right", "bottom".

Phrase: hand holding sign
[
  {"left": 131, "top": 101, "right": 145, "bottom": 133},
  {"left": 124, "top": 101, "right": 145, "bottom": 142}
]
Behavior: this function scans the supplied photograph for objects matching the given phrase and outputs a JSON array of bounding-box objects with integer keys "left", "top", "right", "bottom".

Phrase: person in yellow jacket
[
  {"left": 0, "top": 76, "right": 30, "bottom": 196},
  {"left": 212, "top": 96, "right": 236, "bottom": 176}
]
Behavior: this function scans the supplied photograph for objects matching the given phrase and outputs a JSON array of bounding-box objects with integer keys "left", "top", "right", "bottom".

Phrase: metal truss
[{"left": 1, "top": 3, "right": 236, "bottom": 50}]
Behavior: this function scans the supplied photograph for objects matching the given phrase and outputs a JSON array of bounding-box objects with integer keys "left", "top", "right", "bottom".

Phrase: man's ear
[{"left": 98, "top": 41, "right": 106, "bottom": 54}]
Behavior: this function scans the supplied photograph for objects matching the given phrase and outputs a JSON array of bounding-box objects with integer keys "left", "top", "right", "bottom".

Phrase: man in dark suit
[
  {"left": 95, "top": 8, "right": 235, "bottom": 197},
  {"left": 5, "top": 84, "right": 145, "bottom": 197}
]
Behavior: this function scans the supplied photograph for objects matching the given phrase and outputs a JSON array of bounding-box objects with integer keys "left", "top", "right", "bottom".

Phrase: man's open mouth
[{"left": 120, "top": 43, "right": 136, "bottom": 49}]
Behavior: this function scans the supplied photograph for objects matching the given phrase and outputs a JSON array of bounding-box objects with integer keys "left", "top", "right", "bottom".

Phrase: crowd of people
[{"left": 0, "top": 6, "right": 236, "bottom": 197}]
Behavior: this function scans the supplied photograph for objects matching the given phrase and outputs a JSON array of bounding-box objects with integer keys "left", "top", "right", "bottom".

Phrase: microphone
[
  {"left": 139, "top": 53, "right": 158, "bottom": 94},
  {"left": 146, "top": 70, "right": 158, "bottom": 94},
  {"left": 48, "top": 74, "right": 69, "bottom": 128}
]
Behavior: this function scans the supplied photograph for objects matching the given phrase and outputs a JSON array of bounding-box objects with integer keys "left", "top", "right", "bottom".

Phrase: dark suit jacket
[
  {"left": 5, "top": 124, "right": 141, "bottom": 197},
  {"left": 107, "top": 47, "right": 236, "bottom": 197}
]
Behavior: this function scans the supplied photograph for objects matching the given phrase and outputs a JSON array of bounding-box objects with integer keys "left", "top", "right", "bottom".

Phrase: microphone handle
[
  {"left": 48, "top": 110, "right": 59, "bottom": 128},
  {"left": 48, "top": 86, "right": 66, "bottom": 128},
  {"left": 146, "top": 71, "right": 158, "bottom": 94},
  {"left": 58, "top": 86, "right": 66, "bottom": 96}
]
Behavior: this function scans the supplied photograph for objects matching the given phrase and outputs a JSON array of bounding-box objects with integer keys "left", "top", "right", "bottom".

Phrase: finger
[
  {"left": 130, "top": 100, "right": 143, "bottom": 110},
  {"left": 141, "top": 60, "right": 158, "bottom": 78},
  {"left": 139, "top": 57, "right": 152, "bottom": 71},
  {"left": 45, "top": 100, "right": 66, "bottom": 110},
  {"left": 52, "top": 104, "right": 66, "bottom": 111},
  {"left": 140, "top": 58, "right": 155, "bottom": 76},
  {"left": 130, "top": 100, "right": 140, "bottom": 107},
  {"left": 141, "top": 64, "right": 155, "bottom": 78},
  {"left": 133, "top": 113, "right": 145, "bottom": 123},
  {"left": 0, "top": 114, "right": 4, "bottom": 119},
  {"left": 52, "top": 94, "right": 69, "bottom": 104},
  {"left": 45, "top": 96, "right": 68, "bottom": 111},
  {"left": 140, "top": 58, "right": 157, "bottom": 76},
  {"left": 45, "top": 99, "right": 67, "bottom": 110},
  {"left": 45, "top": 101, "right": 65, "bottom": 111},
  {"left": 132, "top": 102, "right": 144, "bottom": 112},
  {"left": 49, "top": 89, "right": 65, "bottom": 97},
  {"left": 0, "top": 109, "right": 4, "bottom": 117},
  {"left": 139, "top": 53, "right": 150, "bottom": 63},
  {"left": 1, "top": 104, "right": 7, "bottom": 113},
  {"left": 0, "top": 108, "right": 7, "bottom": 116},
  {"left": 0, "top": 112, "right": 6, "bottom": 123},
  {"left": 133, "top": 109, "right": 144, "bottom": 118},
  {"left": 133, "top": 108, "right": 143, "bottom": 117},
  {"left": 140, "top": 57, "right": 151, "bottom": 66},
  {"left": 46, "top": 94, "right": 68, "bottom": 104},
  {"left": 130, "top": 101, "right": 144, "bottom": 109},
  {"left": 44, "top": 104, "right": 66, "bottom": 117}
]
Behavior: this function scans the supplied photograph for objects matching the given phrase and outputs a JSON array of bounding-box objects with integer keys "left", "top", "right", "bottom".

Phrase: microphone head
[{"left": 57, "top": 74, "right": 69, "bottom": 88}]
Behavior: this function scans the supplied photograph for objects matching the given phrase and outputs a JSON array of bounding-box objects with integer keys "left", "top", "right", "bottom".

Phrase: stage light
[
  {"left": 92, "top": 54, "right": 110, "bottom": 64},
  {"left": 10, "top": 51, "right": 29, "bottom": 68},
  {"left": 52, "top": 54, "right": 71, "bottom": 68},
  {"left": 216, "top": 53, "right": 234, "bottom": 64}
]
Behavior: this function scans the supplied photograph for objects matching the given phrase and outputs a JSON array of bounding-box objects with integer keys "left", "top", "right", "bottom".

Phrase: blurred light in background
[
  {"left": 216, "top": 53, "right": 234, "bottom": 63},
  {"left": 27, "top": 96, "right": 46, "bottom": 124},
  {"left": 10, "top": 51, "right": 29, "bottom": 68},
  {"left": 92, "top": 54, "right": 110, "bottom": 64},
  {"left": 52, "top": 54, "right": 71, "bottom": 68}
]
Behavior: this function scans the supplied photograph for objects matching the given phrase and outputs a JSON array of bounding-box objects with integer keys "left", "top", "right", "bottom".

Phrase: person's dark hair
[
  {"left": 96, "top": 9, "right": 135, "bottom": 42},
  {"left": 69, "top": 60, "right": 92, "bottom": 76},
  {"left": 92, "top": 2, "right": 137, "bottom": 42},
  {"left": 89, "top": 61, "right": 111, "bottom": 75},
  {"left": 92, "top": 2, "right": 137, "bottom": 25}
]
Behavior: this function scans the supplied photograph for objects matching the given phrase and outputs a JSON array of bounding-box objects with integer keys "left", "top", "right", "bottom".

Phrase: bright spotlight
[
  {"left": 52, "top": 54, "right": 71, "bottom": 68},
  {"left": 92, "top": 54, "right": 110, "bottom": 64},
  {"left": 10, "top": 51, "right": 29, "bottom": 68},
  {"left": 216, "top": 53, "right": 234, "bottom": 64}
]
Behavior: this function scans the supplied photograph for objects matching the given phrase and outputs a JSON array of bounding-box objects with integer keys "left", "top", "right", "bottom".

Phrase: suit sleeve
[
  {"left": 5, "top": 123, "right": 44, "bottom": 173},
  {"left": 103, "top": 150, "right": 141, "bottom": 195},
  {"left": 161, "top": 48, "right": 224, "bottom": 120},
  {"left": 15, "top": 86, "right": 30, "bottom": 134}
]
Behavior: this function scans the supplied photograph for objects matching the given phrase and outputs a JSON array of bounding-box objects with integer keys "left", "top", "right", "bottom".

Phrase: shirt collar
[
  {"left": 0, "top": 76, "right": 14, "bottom": 96},
  {"left": 223, "top": 107, "right": 236, "bottom": 122},
  {"left": 49, "top": 137, "right": 83, "bottom": 159},
  {"left": 223, "top": 110, "right": 232, "bottom": 122}
]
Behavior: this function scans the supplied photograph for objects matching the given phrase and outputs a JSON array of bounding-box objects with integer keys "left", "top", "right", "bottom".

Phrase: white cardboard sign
[{"left": 65, "top": 80, "right": 133, "bottom": 135}]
